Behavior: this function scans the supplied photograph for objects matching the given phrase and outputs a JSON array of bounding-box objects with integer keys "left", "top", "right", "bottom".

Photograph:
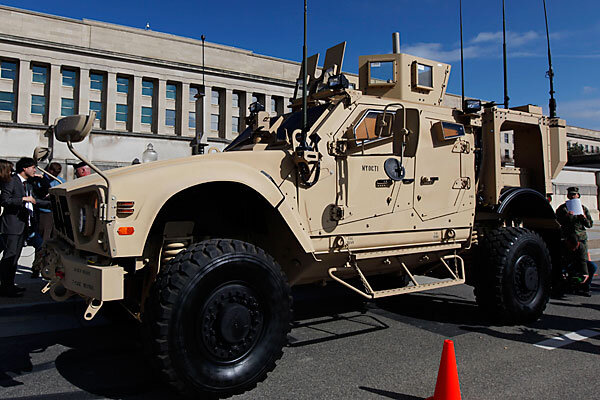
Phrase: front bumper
[{"left": 42, "top": 240, "right": 125, "bottom": 301}]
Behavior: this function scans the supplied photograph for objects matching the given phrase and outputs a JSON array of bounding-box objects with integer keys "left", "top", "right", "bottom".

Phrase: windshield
[{"left": 225, "top": 104, "right": 330, "bottom": 151}]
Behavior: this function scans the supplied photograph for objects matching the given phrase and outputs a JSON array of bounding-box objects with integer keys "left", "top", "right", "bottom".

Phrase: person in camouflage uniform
[{"left": 556, "top": 186, "right": 594, "bottom": 291}]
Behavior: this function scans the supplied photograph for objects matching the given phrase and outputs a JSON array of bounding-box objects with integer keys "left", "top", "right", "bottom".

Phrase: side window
[{"left": 351, "top": 111, "right": 393, "bottom": 142}]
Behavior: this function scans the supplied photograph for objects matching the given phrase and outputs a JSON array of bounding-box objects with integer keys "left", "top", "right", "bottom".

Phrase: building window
[
  {"left": 90, "top": 73, "right": 104, "bottom": 91},
  {"left": 116, "top": 104, "right": 128, "bottom": 122},
  {"left": 190, "top": 86, "right": 199, "bottom": 102},
  {"left": 90, "top": 101, "right": 102, "bottom": 120},
  {"left": 117, "top": 77, "right": 129, "bottom": 94},
  {"left": 232, "top": 93, "right": 239, "bottom": 108},
  {"left": 504, "top": 133, "right": 509, "bottom": 144},
  {"left": 232, "top": 116, "right": 239, "bottom": 134},
  {"left": 31, "top": 95, "right": 46, "bottom": 115},
  {"left": 504, "top": 149, "right": 510, "bottom": 159},
  {"left": 0, "top": 61, "right": 16, "bottom": 80},
  {"left": 0, "top": 91, "right": 14, "bottom": 111},
  {"left": 251, "top": 95, "right": 258, "bottom": 104},
  {"left": 166, "top": 84, "right": 177, "bottom": 100},
  {"left": 189, "top": 111, "right": 196, "bottom": 128},
  {"left": 211, "top": 114, "right": 219, "bottom": 131},
  {"left": 211, "top": 90, "right": 220, "bottom": 105},
  {"left": 585, "top": 144, "right": 589, "bottom": 152},
  {"left": 271, "top": 98, "right": 276, "bottom": 113},
  {"left": 32, "top": 65, "right": 48, "bottom": 84},
  {"left": 62, "top": 68, "right": 76, "bottom": 87},
  {"left": 142, "top": 80, "right": 154, "bottom": 96},
  {"left": 141, "top": 106, "right": 152, "bottom": 124},
  {"left": 166, "top": 109, "right": 176, "bottom": 126},
  {"left": 61, "top": 98, "right": 75, "bottom": 116}
]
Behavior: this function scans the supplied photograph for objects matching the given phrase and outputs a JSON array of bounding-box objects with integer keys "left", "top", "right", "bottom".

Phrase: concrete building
[{"left": 0, "top": 6, "right": 302, "bottom": 178}]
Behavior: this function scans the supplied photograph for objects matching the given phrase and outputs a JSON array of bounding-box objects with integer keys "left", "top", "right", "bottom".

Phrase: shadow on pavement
[{"left": 359, "top": 386, "right": 423, "bottom": 399}]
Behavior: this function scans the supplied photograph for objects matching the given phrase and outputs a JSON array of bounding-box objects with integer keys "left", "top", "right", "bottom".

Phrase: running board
[{"left": 327, "top": 254, "right": 465, "bottom": 299}]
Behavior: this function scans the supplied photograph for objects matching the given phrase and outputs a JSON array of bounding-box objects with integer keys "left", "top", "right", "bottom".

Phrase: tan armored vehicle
[{"left": 41, "top": 41, "right": 566, "bottom": 397}]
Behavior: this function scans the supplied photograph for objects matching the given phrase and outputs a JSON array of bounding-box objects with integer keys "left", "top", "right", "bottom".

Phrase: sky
[{"left": 3, "top": 0, "right": 600, "bottom": 129}]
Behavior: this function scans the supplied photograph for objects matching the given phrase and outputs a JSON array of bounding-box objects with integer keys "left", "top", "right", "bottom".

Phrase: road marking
[{"left": 534, "top": 329, "right": 600, "bottom": 350}]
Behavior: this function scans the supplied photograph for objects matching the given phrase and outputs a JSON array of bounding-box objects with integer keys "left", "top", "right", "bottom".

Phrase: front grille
[{"left": 51, "top": 194, "right": 74, "bottom": 241}]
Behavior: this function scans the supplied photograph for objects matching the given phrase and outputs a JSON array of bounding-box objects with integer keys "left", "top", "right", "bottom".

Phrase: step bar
[{"left": 327, "top": 254, "right": 465, "bottom": 299}]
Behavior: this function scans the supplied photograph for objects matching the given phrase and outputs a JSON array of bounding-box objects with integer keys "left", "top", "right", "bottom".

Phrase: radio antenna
[
  {"left": 459, "top": 0, "right": 465, "bottom": 111},
  {"left": 502, "top": 0, "right": 509, "bottom": 109},
  {"left": 543, "top": 0, "right": 556, "bottom": 118},
  {"left": 299, "top": 0, "right": 309, "bottom": 151}
]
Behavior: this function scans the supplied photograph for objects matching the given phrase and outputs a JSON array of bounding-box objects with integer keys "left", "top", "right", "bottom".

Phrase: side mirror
[
  {"left": 33, "top": 146, "right": 51, "bottom": 163},
  {"left": 54, "top": 112, "right": 95, "bottom": 143}
]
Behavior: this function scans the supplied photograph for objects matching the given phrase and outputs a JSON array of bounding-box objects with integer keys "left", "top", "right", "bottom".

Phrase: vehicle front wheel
[
  {"left": 474, "top": 227, "right": 551, "bottom": 323},
  {"left": 144, "top": 239, "right": 291, "bottom": 398}
]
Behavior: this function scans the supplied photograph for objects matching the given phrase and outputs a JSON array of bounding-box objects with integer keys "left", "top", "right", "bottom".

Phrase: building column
[
  {"left": 224, "top": 89, "right": 233, "bottom": 139},
  {"left": 195, "top": 91, "right": 206, "bottom": 142},
  {"left": 264, "top": 94, "right": 272, "bottom": 116},
  {"left": 157, "top": 79, "right": 166, "bottom": 134},
  {"left": 47, "top": 64, "right": 61, "bottom": 124},
  {"left": 105, "top": 72, "right": 116, "bottom": 130},
  {"left": 179, "top": 82, "right": 189, "bottom": 136},
  {"left": 78, "top": 68, "right": 90, "bottom": 115},
  {"left": 203, "top": 86, "right": 212, "bottom": 137},
  {"left": 242, "top": 91, "right": 252, "bottom": 128},
  {"left": 16, "top": 59, "right": 31, "bottom": 124},
  {"left": 132, "top": 76, "right": 142, "bottom": 132}
]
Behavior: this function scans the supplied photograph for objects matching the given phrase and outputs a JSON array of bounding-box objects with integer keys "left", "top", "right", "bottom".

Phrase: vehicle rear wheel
[
  {"left": 474, "top": 227, "right": 551, "bottom": 323},
  {"left": 144, "top": 239, "right": 291, "bottom": 398}
]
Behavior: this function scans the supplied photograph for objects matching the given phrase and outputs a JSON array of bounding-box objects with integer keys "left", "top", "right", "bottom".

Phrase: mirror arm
[
  {"left": 66, "top": 140, "right": 114, "bottom": 221},
  {"left": 37, "top": 167, "right": 61, "bottom": 184}
]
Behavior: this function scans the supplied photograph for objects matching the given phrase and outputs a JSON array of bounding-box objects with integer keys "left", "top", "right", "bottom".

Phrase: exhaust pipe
[{"left": 392, "top": 32, "right": 400, "bottom": 54}]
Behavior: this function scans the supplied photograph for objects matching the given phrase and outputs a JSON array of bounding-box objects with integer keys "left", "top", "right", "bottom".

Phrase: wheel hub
[
  {"left": 514, "top": 255, "right": 539, "bottom": 301},
  {"left": 199, "top": 283, "right": 264, "bottom": 362}
]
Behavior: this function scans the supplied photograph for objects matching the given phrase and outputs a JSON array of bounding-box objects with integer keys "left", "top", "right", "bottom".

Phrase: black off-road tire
[
  {"left": 144, "top": 239, "right": 292, "bottom": 398},
  {"left": 474, "top": 227, "right": 551, "bottom": 323}
]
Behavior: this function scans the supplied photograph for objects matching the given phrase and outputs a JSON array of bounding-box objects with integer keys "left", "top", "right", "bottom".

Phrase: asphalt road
[{"left": 0, "top": 276, "right": 598, "bottom": 400}]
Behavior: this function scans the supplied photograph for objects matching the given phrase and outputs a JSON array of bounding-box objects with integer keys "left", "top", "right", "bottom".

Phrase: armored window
[
  {"left": 0, "top": 61, "right": 16, "bottom": 80},
  {"left": 369, "top": 61, "right": 395, "bottom": 85},
  {"left": 166, "top": 109, "right": 176, "bottom": 126},
  {"left": 504, "top": 133, "right": 509, "bottom": 143},
  {"left": 232, "top": 92, "right": 239, "bottom": 108},
  {"left": 61, "top": 98, "right": 75, "bottom": 116},
  {"left": 211, "top": 90, "right": 220, "bottom": 105},
  {"left": 90, "top": 73, "right": 104, "bottom": 91},
  {"left": 89, "top": 101, "right": 102, "bottom": 120},
  {"left": 414, "top": 63, "right": 433, "bottom": 89},
  {"left": 32, "top": 65, "right": 48, "bottom": 84},
  {"left": 211, "top": 114, "right": 219, "bottom": 131},
  {"left": 0, "top": 91, "right": 14, "bottom": 112},
  {"left": 232, "top": 116, "right": 239, "bottom": 134},
  {"left": 504, "top": 149, "right": 510, "bottom": 159},
  {"left": 117, "top": 77, "right": 129, "bottom": 94},
  {"left": 352, "top": 110, "right": 391, "bottom": 141},
  {"left": 189, "top": 111, "right": 196, "bottom": 128},
  {"left": 141, "top": 106, "right": 152, "bottom": 124},
  {"left": 31, "top": 95, "right": 46, "bottom": 115},
  {"left": 116, "top": 104, "right": 128, "bottom": 122},
  {"left": 142, "top": 80, "right": 154, "bottom": 96},
  {"left": 62, "top": 68, "right": 77, "bottom": 87},
  {"left": 166, "top": 84, "right": 177, "bottom": 100}
]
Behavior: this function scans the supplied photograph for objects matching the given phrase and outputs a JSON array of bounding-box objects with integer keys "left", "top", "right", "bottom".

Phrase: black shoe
[
  {"left": 31, "top": 271, "right": 40, "bottom": 279},
  {"left": 0, "top": 286, "right": 24, "bottom": 297}
]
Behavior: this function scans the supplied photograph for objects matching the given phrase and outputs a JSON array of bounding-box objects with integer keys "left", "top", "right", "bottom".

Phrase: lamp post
[{"left": 142, "top": 143, "right": 158, "bottom": 163}]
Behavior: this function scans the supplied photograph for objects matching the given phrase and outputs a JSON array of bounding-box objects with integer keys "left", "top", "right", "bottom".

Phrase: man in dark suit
[{"left": 0, "top": 157, "right": 49, "bottom": 297}]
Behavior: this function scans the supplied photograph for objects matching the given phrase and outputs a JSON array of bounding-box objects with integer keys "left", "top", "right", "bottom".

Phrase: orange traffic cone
[{"left": 426, "top": 339, "right": 462, "bottom": 400}]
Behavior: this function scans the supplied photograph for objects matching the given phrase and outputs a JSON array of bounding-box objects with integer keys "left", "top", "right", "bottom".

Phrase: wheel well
[{"left": 149, "top": 182, "right": 305, "bottom": 273}]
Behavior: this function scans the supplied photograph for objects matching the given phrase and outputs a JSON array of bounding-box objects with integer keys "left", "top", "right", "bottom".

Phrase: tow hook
[{"left": 84, "top": 298, "right": 104, "bottom": 321}]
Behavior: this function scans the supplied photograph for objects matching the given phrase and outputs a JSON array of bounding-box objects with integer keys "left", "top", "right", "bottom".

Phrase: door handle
[{"left": 420, "top": 176, "right": 439, "bottom": 185}]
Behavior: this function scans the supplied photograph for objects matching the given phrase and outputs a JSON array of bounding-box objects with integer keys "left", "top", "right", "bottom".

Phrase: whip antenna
[
  {"left": 502, "top": 0, "right": 509, "bottom": 109},
  {"left": 543, "top": 0, "right": 556, "bottom": 118},
  {"left": 460, "top": 0, "right": 465, "bottom": 111}
]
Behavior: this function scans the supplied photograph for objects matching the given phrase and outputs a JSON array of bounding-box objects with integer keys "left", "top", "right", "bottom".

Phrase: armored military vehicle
[{"left": 40, "top": 40, "right": 566, "bottom": 397}]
